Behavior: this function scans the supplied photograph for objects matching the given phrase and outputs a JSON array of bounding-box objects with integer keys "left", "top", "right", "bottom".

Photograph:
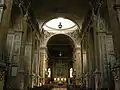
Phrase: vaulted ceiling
[
  {"left": 12, "top": 0, "right": 91, "bottom": 29},
  {"left": 31, "top": 0, "right": 91, "bottom": 22}
]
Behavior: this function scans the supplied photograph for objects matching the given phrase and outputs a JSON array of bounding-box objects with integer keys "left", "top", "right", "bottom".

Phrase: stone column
[
  {"left": 97, "top": 32, "right": 107, "bottom": 88},
  {"left": 85, "top": 32, "right": 90, "bottom": 89},
  {"left": 74, "top": 47, "right": 82, "bottom": 85},
  {"left": 92, "top": 16, "right": 98, "bottom": 72},
  {"left": 107, "top": 1, "right": 120, "bottom": 90},
  {"left": 87, "top": 29, "right": 94, "bottom": 73},
  {"left": 72, "top": 55, "right": 76, "bottom": 85},
  {"left": 12, "top": 14, "right": 28, "bottom": 90},
  {"left": 81, "top": 39, "right": 89, "bottom": 88},
  {"left": 39, "top": 47, "right": 47, "bottom": 85},
  {"left": 24, "top": 42, "right": 33, "bottom": 89},
  {"left": 87, "top": 29, "right": 96, "bottom": 89},
  {"left": 8, "top": 30, "right": 23, "bottom": 89},
  {"left": 29, "top": 31, "right": 35, "bottom": 88},
  {"left": 97, "top": 30, "right": 115, "bottom": 90},
  {"left": 107, "top": 0, "right": 120, "bottom": 61},
  {"left": 114, "top": 1, "right": 120, "bottom": 24},
  {"left": 0, "top": 0, "right": 13, "bottom": 89},
  {"left": 106, "top": 33, "right": 116, "bottom": 90},
  {"left": 84, "top": 73, "right": 89, "bottom": 89},
  {"left": 26, "top": 31, "right": 33, "bottom": 88},
  {"left": 0, "top": 0, "right": 13, "bottom": 60},
  {"left": 19, "top": 15, "right": 28, "bottom": 90},
  {"left": 36, "top": 40, "right": 41, "bottom": 86},
  {"left": 81, "top": 40, "right": 84, "bottom": 86},
  {"left": 31, "top": 38, "right": 41, "bottom": 87},
  {"left": 92, "top": 12, "right": 107, "bottom": 90}
]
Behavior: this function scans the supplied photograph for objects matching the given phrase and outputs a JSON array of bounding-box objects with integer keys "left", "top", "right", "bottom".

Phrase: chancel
[{"left": 0, "top": 0, "right": 120, "bottom": 90}]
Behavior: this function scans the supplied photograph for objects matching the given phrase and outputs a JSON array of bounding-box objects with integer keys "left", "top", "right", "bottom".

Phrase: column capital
[
  {"left": 75, "top": 46, "right": 81, "bottom": 49},
  {"left": 40, "top": 46, "right": 47, "bottom": 49},
  {"left": 39, "top": 47, "right": 47, "bottom": 53},
  {"left": 93, "top": 69, "right": 101, "bottom": 76},
  {"left": 74, "top": 47, "right": 81, "bottom": 54}
]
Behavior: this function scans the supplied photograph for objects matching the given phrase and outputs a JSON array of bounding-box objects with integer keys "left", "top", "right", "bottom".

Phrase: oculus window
[{"left": 43, "top": 17, "right": 78, "bottom": 33}]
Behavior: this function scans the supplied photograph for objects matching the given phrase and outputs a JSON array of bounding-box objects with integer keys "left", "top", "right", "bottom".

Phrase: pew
[{"left": 67, "top": 85, "right": 87, "bottom": 90}]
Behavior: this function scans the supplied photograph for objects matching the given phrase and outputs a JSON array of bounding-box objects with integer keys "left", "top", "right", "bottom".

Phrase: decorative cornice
[
  {"left": 113, "top": 4, "right": 120, "bottom": 10},
  {"left": 18, "top": 69, "right": 25, "bottom": 74},
  {"left": 0, "top": 4, "right": 6, "bottom": 10}
]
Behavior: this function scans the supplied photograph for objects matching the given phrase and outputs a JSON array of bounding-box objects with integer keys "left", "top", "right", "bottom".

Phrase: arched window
[{"left": 45, "top": 17, "right": 75, "bottom": 29}]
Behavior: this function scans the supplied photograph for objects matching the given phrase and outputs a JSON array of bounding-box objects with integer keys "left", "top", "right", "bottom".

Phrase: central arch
[{"left": 46, "top": 34, "right": 75, "bottom": 85}]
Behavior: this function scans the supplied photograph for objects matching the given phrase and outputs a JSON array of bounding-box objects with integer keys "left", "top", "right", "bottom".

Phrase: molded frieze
[{"left": 41, "top": 28, "right": 80, "bottom": 48}]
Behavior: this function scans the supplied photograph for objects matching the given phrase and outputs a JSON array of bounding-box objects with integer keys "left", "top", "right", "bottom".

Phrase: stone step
[{"left": 52, "top": 88, "right": 67, "bottom": 90}]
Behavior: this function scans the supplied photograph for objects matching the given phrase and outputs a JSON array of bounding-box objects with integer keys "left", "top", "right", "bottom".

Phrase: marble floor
[{"left": 52, "top": 88, "right": 67, "bottom": 90}]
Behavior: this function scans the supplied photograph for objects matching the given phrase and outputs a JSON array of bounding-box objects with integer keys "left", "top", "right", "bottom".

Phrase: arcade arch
[{"left": 46, "top": 34, "right": 75, "bottom": 84}]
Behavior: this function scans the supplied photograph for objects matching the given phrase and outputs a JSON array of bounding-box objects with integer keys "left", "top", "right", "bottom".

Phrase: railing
[
  {"left": 27, "top": 85, "right": 53, "bottom": 90},
  {"left": 0, "top": 53, "right": 9, "bottom": 69}
]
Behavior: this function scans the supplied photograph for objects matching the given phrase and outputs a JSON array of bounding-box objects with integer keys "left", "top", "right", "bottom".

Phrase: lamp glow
[{"left": 54, "top": 78, "right": 57, "bottom": 81}]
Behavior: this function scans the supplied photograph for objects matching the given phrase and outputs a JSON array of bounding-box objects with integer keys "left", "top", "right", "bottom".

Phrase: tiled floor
[{"left": 52, "top": 88, "right": 67, "bottom": 90}]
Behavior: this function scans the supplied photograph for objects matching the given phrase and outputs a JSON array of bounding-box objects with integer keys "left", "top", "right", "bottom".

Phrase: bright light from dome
[
  {"left": 45, "top": 17, "right": 76, "bottom": 29},
  {"left": 58, "top": 17, "right": 64, "bottom": 21}
]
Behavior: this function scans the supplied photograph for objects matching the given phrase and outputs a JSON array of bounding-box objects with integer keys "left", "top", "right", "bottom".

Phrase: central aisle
[{"left": 52, "top": 88, "right": 67, "bottom": 90}]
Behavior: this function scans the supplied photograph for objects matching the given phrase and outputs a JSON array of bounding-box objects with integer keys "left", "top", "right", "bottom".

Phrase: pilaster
[
  {"left": 107, "top": 0, "right": 120, "bottom": 90},
  {"left": 24, "top": 42, "right": 33, "bottom": 89},
  {"left": 0, "top": 0, "right": 13, "bottom": 60},
  {"left": 11, "top": 14, "right": 28, "bottom": 90},
  {"left": 39, "top": 47, "right": 47, "bottom": 85},
  {"left": 0, "top": 0, "right": 13, "bottom": 90},
  {"left": 107, "top": 0, "right": 120, "bottom": 62},
  {"left": 74, "top": 47, "right": 82, "bottom": 85}
]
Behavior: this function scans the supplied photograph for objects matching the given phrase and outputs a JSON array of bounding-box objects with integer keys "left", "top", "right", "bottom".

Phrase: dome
[{"left": 43, "top": 17, "right": 78, "bottom": 33}]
